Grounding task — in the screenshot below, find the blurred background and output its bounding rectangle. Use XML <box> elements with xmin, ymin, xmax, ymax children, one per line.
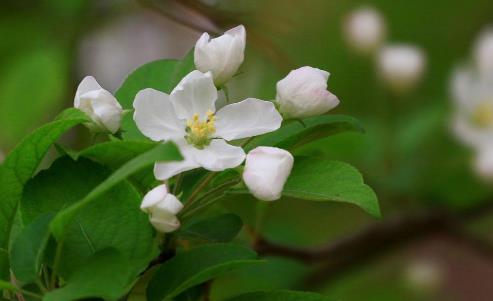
<box><xmin>3</xmin><ymin>0</ymin><xmax>493</xmax><ymax>300</ymax></box>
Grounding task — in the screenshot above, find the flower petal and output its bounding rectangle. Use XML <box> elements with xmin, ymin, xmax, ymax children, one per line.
<box><xmin>214</xmin><ymin>98</ymin><xmax>282</xmax><ymax>140</ymax></box>
<box><xmin>170</xmin><ymin>70</ymin><xmax>217</xmax><ymax>120</ymax></box>
<box><xmin>133</xmin><ymin>88</ymin><xmax>186</xmax><ymax>141</ymax></box>
<box><xmin>89</xmin><ymin>90</ymin><xmax>123</xmax><ymax>134</ymax></box>
<box><xmin>191</xmin><ymin>139</ymin><xmax>245</xmax><ymax>171</ymax></box>
<box><xmin>154</xmin><ymin>140</ymin><xmax>200</xmax><ymax>180</ymax></box>
<box><xmin>74</xmin><ymin>76</ymin><xmax>102</xmax><ymax>107</ymax></box>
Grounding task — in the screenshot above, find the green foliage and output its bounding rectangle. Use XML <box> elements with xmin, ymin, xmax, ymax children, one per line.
<box><xmin>224</xmin><ymin>290</ymin><xmax>334</xmax><ymax>301</ymax></box>
<box><xmin>178</xmin><ymin>214</ymin><xmax>243</xmax><ymax>243</ymax></box>
<box><xmin>50</xmin><ymin>142</ymin><xmax>182</xmax><ymax>239</ymax></box>
<box><xmin>44</xmin><ymin>249</ymin><xmax>131</xmax><ymax>301</ymax></box>
<box><xmin>115</xmin><ymin>52</ymin><xmax>195</xmax><ymax>140</ymax></box>
<box><xmin>147</xmin><ymin>244</ymin><xmax>263</xmax><ymax>301</ymax></box>
<box><xmin>0</xmin><ymin>108</ymin><xmax>88</xmax><ymax>279</ymax></box>
<box><xmin>247</xmin><ymin>115</ymin><xmax>364</xmax><ymax>151</ymax></box>
<box><xmin>10</xmin><ymin>213</ymin><xmax>53</xmax><ymax>283</ymax></box>
<box><xmin>284</xmin><ymin>157</ymin><xmax>380</xmax><ymax>217</ymax></box>
<box><xmin>21</xmin><ymin>157</ymin><xmax>156</xmax><ymax>278</ymax></box>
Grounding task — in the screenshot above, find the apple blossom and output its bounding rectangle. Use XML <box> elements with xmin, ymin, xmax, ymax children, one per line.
<box><xmin>194</xmin><ymin>25</ymin><xmax>246</xmax><ymax>86</ymax></box>
<box><xmin>133</xmin><ymin>70</ymin><xmax>282</xmax><ymax>180</ymax></box>
<box><xmin>275</xmin><ymin>66</ymin><xmax>340</xmax><ymax>119</ymax></box>
<box><xmin>74</xmin><ymin>76</ymin><xmax>123</xmax><ymax>134</ymax></box>
<box><xmin>343</xmin><ymin>7</ymin><xmax>386</xmax><ymax>54</ymax></box>
<box><xmin>474</xmin><ymin>28</ymin><xmax>493</xmax><ymax>75</ymax></box>
<box><xmin>377</xmin><ymin>44</ymin><xmax>426</xmax><ymax>92</ymax></box>
<box><xmin>474</xmin><ymin>145</ymin><xmax>493</xmax><ymax>181</ymax></box>
<box><xmin>242</xmin><ymin>146</ymin><xmax>294</xmax><ymax>201</ymax></box>
<box><xmin>140</xmin><ymin>184</ymin><xmax>183</xmax><ymax>233</ymax></box>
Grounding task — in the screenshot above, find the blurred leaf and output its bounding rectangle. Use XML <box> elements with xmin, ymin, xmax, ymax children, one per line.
<box><xmin>10</xmin><ymin>213</ymin><xmax>53</xmax><ymax>283</ymax></box>
<box><xmin>246</xmin><ymin>115</ymin><xmax>364</xmax><ymax>151</ymax></box>
<box><xmin>0</xmin><ymin>47</ymin><xmax>68</xmax><ymax>146</ymax></box>
<box><xmin>21</xmin><ymin>157</ymin><xmax>156</xmax><ymax>278</ymax></box>
<box><xmin>0</xmin><ymin>279</ymin><xmax>17</xmax><ymax>291</ymax></box>
<box><xmin>0</xmin><ymin>108</ymin><xmax>87</xmax><ymax>279</ymax></box>
<box><xmin>178</xmin><ymin>214</ymin><xmax>243</xmax><ymax>243</ymax></box>
<box><xmin>44</xmin><ymin>249</ymin><xmax>131</xmax><ymax>301</ymax></box>
<box><xmin>283</xmin><ymin>157</ymin><xmax>380</xmax><ymax>217</ymax></box>
<box><xmin>115</xmin><ymin>51</ymin><xmax>195</xmax><ymax>140</ymax></box>
<box><xmin>147</xmin><ymin>243</ymin><xmax>262</xmax><ymax>301</ymax></box>
<box><xmin>50</xmin><ymin>142</ymin><xmax>182</xmax><ymax>239</ymax></box>
<box><xmin>224</xmin><ymin>290</ymin><xmax>334</xmax><ymax>301</ymax></box>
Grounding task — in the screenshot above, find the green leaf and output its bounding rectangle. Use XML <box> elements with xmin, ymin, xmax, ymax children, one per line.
<box><xmin>50</xmin><ymin>142</ymin><xmax>182</xmax><ymax>239</ymax></box>
<box><xmin>224</xmin><ymin>290</ymin><xmax>334</xmax><ymax>301</ymax></box>
<box><xmin>147</xmin><ymin>243</ymin><xmax>262</xmax><ymax>301</ymax></box>
<box><xmin>78</xmin><ymin>140</ymin><xmax>159</xmax><ymax>190</ymax></box>
<box><xmin>178</xmin><ymin>214</ymin><xmax>243</xmax><ymax>243</ymax></box>
<box><xmin>115</xmin><ymin>51</ymin><xmax>195</xmax><ymax>140</ymax></box>
<box><xmin>0</xmin><ymin>108</ymin><xmax>88</xmax><ymax>279</ymax></box>
<box><xmin>43</xmin><ymin>249</ymin><xmax>131</xmax><ymax>301</ymax></box>
<box><xmin>21</xmin><ymin>157</ymin><xmax>156</xmax><ymax>278</ymax></box>
<box><xmin>283</xmin><ymin>157</ymin><xmax>380</xmax><ymax>217</ymax></box>
<box><xmin>10</xmin><ymin>213</ymin><xmax>53</xmax><ymax>283</ymax></box>
<box><xmin>0</xmin><ymin>279</ymin><xmax>17</xmax><ymax>291</ymax></box>
<box><xmin>246</xmin><ymin>115</ymin><xmax>364</xmax><ymax>151</ymax></box>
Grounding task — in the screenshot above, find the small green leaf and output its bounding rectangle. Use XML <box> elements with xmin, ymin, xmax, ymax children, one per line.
<box><xmin>224</xmin><ymin>290</ymin><xmax>334</xmax><ymax>301</ymax></box>
<box><xmin>10</xmin><ymin>213</ymin><xmax>53</xmax><ymax>283</ymax></box>
<box><xmin>147</xmin><ymin>243</ymin><xmax>263</xmax><ymax>301</ymax></box>
<box><xmin>283</xmin><ymin>157</ymin><xmax>380</xmax><ymax>217</ymax></box>
<box><xmin>50</xmin><ymin>142</ymin><xmax>182</xmax><ymax>239</ymax></box>
<box><xmin>43</xmin><ymin>249</ymin><xmax>131</xmax><ymax>301</ymax></box>
<box><xmin>179</xmin><ymin>214</ymin><xmax>243</xmax><ymax>243</ymax></box>
<box><xmin>246</xmin><ymin>115</ymin><xmax>364</xmax><ymax>151</ymax></box>
<box><xmin>0</xmin><ymin>108</ymin><xmax>88</xmax><ymax>279</ymax></box>
<box><xmin>115</xmin><ymin>52</ymin><xmax>195</xmax><ymax>140</ymax></box>
<box><xmin>0</xmin><ymin>279</ymin><xmax>17</xmax><ymax>292</ymax></box>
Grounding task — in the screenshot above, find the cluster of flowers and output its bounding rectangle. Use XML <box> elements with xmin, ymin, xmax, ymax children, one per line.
<box><xmin>451</xmin><ymin>28</ymin><xmax>493</xmax><ymax>179</ymax></box>
<box><xmin>73</xmin><ymin>25</ymin><xmax>340</xmax><ymax>232</ymax></box>
<box><xmin>344</xmin><ymin>6</ymin><xmax>426</xmax><ymax>92</ymax></box>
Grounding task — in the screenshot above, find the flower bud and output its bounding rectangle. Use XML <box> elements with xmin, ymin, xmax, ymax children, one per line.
<box><xmin>474</xmin><ymin>28</ymin><xmax>493</xmax><ymax>75</ymax></box>
<box><xmin>140</xmin><ymin>184</ymin><xmax>183</xmax><ymax>233</ymax></box>
<box><xmin>276</xmin><ymin>66</ymin><xmax>340</xmax><ymax>119</ymax></box>
<box><xmin>377</xmin><ymin>45</ymin><xmax>426</xmax><ymax>92</ymax></box>
<box><xmin>343</xmin><ymin>7</ymin><xmax>386</xmax><ymax>54</ymax></box>
<box><xmin>74</xmin><ymin>76</ymin><xmax>123</xmax><ymax>134</ymax></box>
<box><xmin>194</xmin><ymin>25</ymin><xmax>246</xmax><ymax>86</ymax></box>
<box><xmin>243</xmin><ymin>147</ymin><xmax>294</xmax><ymax>201</ymax></box>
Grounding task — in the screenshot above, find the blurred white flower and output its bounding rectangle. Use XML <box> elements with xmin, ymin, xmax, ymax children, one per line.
<box><xmin>194</xmin><ymin>25</ymin><xmax>246</xmax><ymax>86</ymax></box>
<box><xmin>133</xmin><ymin>70</ymin><xmax>282</xmax><ymax>180</ymax></box>
<box><xmin>140</xmin><ymin>184</ymin><xmax>183</xmax><ymax>233</ymax></box>
<box><xmin>276</xmin><ymin>66</ymin><xmax>340</xmax><ymax>119</ymax></box>
<box><xmin>74</xmin><ymin>76</ymin><xmax>123</xmax><ymax>134</ymax></box>
<box><xmin>474</xmin><ymin>27</ymin><xmax>493</xmax><ymax>75</ymax></box>
<box><xmin>243</xmin><ymin>147</ymin><xmax>294</xmax><ymax>201</ymax></box>
<box><xmin>451</xmin><ymin>67</ymin><xmax>493</xmax><ymax>148</ymax></box>
<box><xmin>404</xmin><ymin>259</ymin><xmax>443</xmax><ymax>294</ymax></box>
<box><xmin>473</xmin><ymin>145</ymin><xmax>493</xmax><ymax>180</ymax></box>
<box><xmin>377</xmin><ymin>44</ymin><xmax>426</xmax><ymax>92</ymax></box>
<box><xmin>343</xmin><ymin>7</ymin><xmax>386</xmax><ymax>54</ymax></box>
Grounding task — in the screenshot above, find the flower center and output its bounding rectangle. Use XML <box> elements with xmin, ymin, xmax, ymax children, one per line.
<box><xmin>472</xmin><ymin>101</ymin><xmax>493</xmax><ymax>128</ymax></box>
<box><xmin>185</xmin><ymin>110</ymin><xmax>216</xmax><ymax>149</ymax></box>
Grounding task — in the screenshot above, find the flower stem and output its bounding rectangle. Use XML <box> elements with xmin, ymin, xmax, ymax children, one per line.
<box><xmin>223</xmin><ymin>85</ymin><xmax>231</xmax><ymax>103</ymax></box>
<box><xmin>50</xmin><ymin>240</ymin><xmax>64</xmax><ymax>289</ymax></box>
<box><xmin>21</xmin><ymin>290</ymin><xmax>43</xmax><ymax>300</ymax></box>
<box><xmin>183</xmin><ymin>172</ymin><xmax>216</xmax><ymax>210</ymax></box>
<box><xmin>173</xmin><ymin>174</ymin><xmax>184</xmax><ymax>195</ymax></box>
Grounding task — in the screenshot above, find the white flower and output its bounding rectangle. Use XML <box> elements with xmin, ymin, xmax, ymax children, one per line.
<box><xmin>451</xmin><ymin>67</ymin><xmax>493</xmax><ymax>148</ymax></box>
<box><xmin>74</xmin><ymin>76</ymin><xmax>123</xmax><ymax>134</ymax></box>
<box><xmin>474</xmin><ymin>28</ymin><xmax>493</xmax><ymax>75</ymax></box>
<box><xmin>474</xmin><ymin>145</ymin><xmax>493</xmax><ymax>181</ymax></box>
<box><xmin>242</xmin><ymin>147</ymin><xmax>294</xmax><ymax>201</ymax></box>
<box><xmin>133</xmin><ymin>70</ymin><xmax>282</xmax><ymax>180</ymax></box>
<box><xmin>276</xmin><ymin>66</ymin><xmax>340</xmax><ymax>119</ymax></box>
<box><xmin>194</xmin><ymin>25</ymin><xmax>246</xmax><ymax>86</ymax></box>
<box><xmin>343</xmin><ymin>7</ymin><xmax>386</xmax><ymax>54</ymax></box>
<box><xmin>377</xmin><ymin>45</ymin><xmax>426</xmax><ymax>92</ymax></box>
<box><xmin>140</xmin><ymin>184</ymin><xmax>183</xmax><ymax>233</ymax></box>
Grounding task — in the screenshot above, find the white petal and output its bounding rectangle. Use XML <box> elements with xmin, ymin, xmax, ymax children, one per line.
<box><xmin>140</xmin><ymin>184</ymin><xmax>169</xmax><ymax>212</ymax></box>
<box><xmin>133</xmin><ymin>88</ymin><xmax>186</xmax><ymax>141</ymax></box>
<box><xmin>149</xmin><ymin>215</ymin><xmax>181</xmax><ymax>233</ymax></box>
<box><xmin>90</xmin><ymin>90</ymin><xmax>123</xmax><ymax>134</ymax></box>
<box><xmin>74</xmin><ymin>76</ymin><xmax>102</xmax><ymax>107</ymax></box>
<box><xmin>191</xmin><ymin>139</ymin><xmax>245</xmax><ymax>171</ymax></box>
<box><xmin>154</xmin><ymin>141</ymin><xmax>200</xmax><ymax>180</ymax></box>
<box><xmin>214</xmin><ymin>98</ymin><xmax>282</xmax><ymax>140</ymax></box>
<box><xmin>170</xmin><ymin>70</ymin><xmax>217</xmax><ymax>120</ymax></box>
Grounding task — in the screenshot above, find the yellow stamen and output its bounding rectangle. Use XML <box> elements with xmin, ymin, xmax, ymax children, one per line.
<box><xmin>185</xmin><ymin>111</ymin><xmax>216</xmax><ymax>148</ymax></box>
<box><xmin>473</xmin><ymin>101</ymin><xmax>493</xmax><ymax>128</ymax></box>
